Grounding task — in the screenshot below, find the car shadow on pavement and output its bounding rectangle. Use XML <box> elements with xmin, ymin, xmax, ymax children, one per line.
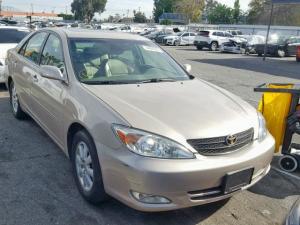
<box><xmin>248</xmin><ymin>166</ymin><xmax>300</xmax><ymax>199</ymax></box>
<box><xmin>189</xmin><ymin>57</ymin><xmax>299</xmax><ymax>80</ymax></box>
<box><xmin>87</xmin><ymin>198</ymin><xmax>229</xmax><ymax>225</ymax></box>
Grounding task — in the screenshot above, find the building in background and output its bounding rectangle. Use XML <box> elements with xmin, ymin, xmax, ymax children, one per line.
<box><xmin>0</xmin><ymin>11</ymin><xmax>62</xmax><ymax>21</ymax></box>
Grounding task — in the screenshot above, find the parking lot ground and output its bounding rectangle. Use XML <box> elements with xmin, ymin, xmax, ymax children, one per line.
<box><xmin>0</xmin><ymin>47</ymin><xmax>300</xmax><ymax>225</ymax></box>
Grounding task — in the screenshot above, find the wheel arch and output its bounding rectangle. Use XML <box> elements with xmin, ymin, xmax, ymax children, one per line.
<box><xmin>67</xmin><ymin>122</ymin><xmax>95</xmax><ymax>159</ymax></box>
<box><xmin>7</xmin><ymin>76</ymin><xmax>13</xmax><ymax>90</ymax></box>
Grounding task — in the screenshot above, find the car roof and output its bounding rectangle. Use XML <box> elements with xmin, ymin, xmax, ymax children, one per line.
<box><xmin>0</xmin><ymin>26</ymin><xmax>30</xmax><ymax>31</ymax></box>
<box><xmin>46</xmin><ymin>28</ymin><xmax>149</xmax><ymax>41</ymax></box>
<box><xmin>200</xmin><ymin>30</ymin><xmax>225</xmax><ymax>33</ymax></box>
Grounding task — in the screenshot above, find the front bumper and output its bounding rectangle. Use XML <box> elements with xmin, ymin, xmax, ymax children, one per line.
<box><xmin>98</xmin><ymin>133</ymin><xmax>275</xmax><ymax>212</ymax></box>
<box><xmin>166</xmin><ymin>39</ymin><xmax>175</xmax><ymax>45</ymax></box>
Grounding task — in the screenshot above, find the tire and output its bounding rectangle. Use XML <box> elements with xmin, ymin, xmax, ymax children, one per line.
<box><xmin>257</xmin><ymin>52</ymin><xmax>263</xmax><ymax>57</ymax></box>
<box><xmin>210</xmin><ymin>42</ymin><xmax>218</xmax><ymax>51</ymax></box>
<box><xmin>279</xmin><ymin>155</ymin><xmax>298</xmax><ymax>173</ymax></box>
<box><xmin>9</xmin><ymin>80</ymin><xmax>26</xmax><ymax>120</ymax></box>
<box><xmin>297</xmin><ymin>57</ymin><xmax>300</xmax><ymax>62</ymax></box>
<box><xmin>277</xmin><ymin>49</ymin><xmax>285</xmax><ymax>58</ymax></box>
<box><xmin>71</xmin><ymin>130</ymin><xmax>108</xmax><ymax>204</ymax></box>
<box><xmin>196</xmin><ymin>46</ymin><xmax>203</xmax><ymax>50</ymax></box>
<box><xmin>174</xmin><ymin>40</ymin><xmax>180</xmax><ymax>46</ymax></box>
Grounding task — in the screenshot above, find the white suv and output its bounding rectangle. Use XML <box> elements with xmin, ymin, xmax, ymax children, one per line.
<box><xmin>194</xmin><ymin>30</ymin><xmax>234</xmax><ymax>51</ymax></box>
<box><xmin>164</xmin><ymin>32</ymin><xmax>197</xmax><ymax>46</ymax></box>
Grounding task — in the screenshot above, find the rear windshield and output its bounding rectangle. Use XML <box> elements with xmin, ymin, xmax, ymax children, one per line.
<box><xmin>199</xmin><ymin>31</ymin><xmax>209</xmax><ymax>36</ymax></box>
<box><xmin>0</xmin><ymin>29</ymin><xmax>29</xmax><ymax>43</ymax></box>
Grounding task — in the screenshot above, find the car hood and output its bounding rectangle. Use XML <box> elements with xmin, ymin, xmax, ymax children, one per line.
<box><xmin>0</xmin><ymin>44</ymin><xmax>17</xmax><ymax>59</ymax></box>
<box><xmin>83</xmin><ymin>79</ymin><xmax>258</xmax><ymax>146</ymax></box>
<box><xmin>164</xmin><ymin>35</ymin><xmax>178</xmax><ymax>39</ymax></box>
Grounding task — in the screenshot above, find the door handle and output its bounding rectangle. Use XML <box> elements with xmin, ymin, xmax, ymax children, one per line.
<box><xmin>32</xmin><ymin>74</ymin><xmax>39</xmax><ymax>82</ymax></box>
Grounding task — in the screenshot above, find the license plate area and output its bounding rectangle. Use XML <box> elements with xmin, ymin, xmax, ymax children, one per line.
<box><xmin>223</xmin><ymin>168</ymin><xmax>254</xmax><ymax>194</ymax></box>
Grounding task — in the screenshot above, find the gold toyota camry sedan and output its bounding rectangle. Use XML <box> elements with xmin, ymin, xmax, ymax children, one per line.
<box><xmin>5</xmin><ymin>28</ymin><xmax>275</xmax><ymax>212</ymax></box>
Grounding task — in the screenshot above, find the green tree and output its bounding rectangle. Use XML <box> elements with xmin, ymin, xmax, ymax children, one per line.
<box><xmin>207</xmin><ymin>3</ymin><xmax>233</xmax><ymax>24</ymax></box>
<box><xmin>205</xmin><ymin>0</ymin><xmax>217</xmax><ymax>12</ymax></box>
<box><xmin>133</xmin><ymin>10</ymin><xmax>147</xmax><ymax>23</ymax></box>
<box><xmin>233</xmin><ymin>0</ymin><xmax>240</xmax><ymax>23</ymax></box>
<box><xmin>153</xmin><ymin>0</ymin><xmax>177</xmax><ymax>23</ymax></box>
<box><xmin>71</xmin><ymin>0</ymin><xmax>107</xmax><ymax>23</ymax></box>
<box><xmin>247</xmin><ymin>0</ymin><xmax>265</xmax><ymax>24</ymax></box>
<box><xmin>204</xmin><ymin>0</ymin><xmax>218</xmax><ymax>22</ymax></box>
<box><xmin>58</xmin><ymin>13</ymin><xmax>74</xmax><ymax>20</ymax></box>
<box><xmin>247</xmin><ymin>0</ymin><xmax>300</xmax><ymax>26</ymax></box>
<box><xmin>176</xmin><ymin>0</ymin><xmax>205</xmax><ymax>23</ymax></box>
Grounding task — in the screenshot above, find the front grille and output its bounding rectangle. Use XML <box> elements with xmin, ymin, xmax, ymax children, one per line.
<box><xmin>187</xmin><ymin>128</ymin><xmax>254</xmax><ymax>156</ymax></box>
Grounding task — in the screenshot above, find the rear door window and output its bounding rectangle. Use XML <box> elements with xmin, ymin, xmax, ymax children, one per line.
<box><xmin>199</xmin><ymin>31</ymin><xmax>210</xmax><ymax>36</ymax></box>
<box><xmin>23</xmin><ymin>32</ymin><xmax>48</xmax><ymax>64</ymax></box>
<box><xmin>217</xmin><ymin>32</ymin><xmax>225</xmax><ymax>37</ymax></box>
<box><xmin>0</xmin><ymin>29</ymin><xmax>29</xmax><ymax>43</ymax></box>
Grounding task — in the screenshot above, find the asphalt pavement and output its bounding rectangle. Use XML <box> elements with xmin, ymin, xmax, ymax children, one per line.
<box><xmin>0</xmin><ymin>46</ymin><xmax>299</xmax><ymax>225</ymax></box>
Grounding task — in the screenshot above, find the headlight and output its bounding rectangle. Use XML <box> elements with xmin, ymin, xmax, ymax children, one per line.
<box><xmin>112</xmin><ymin>125</ymin><xmax>195</xmax><ymax>159</ymax></box>
<box><xmin>258</xmin><ymin>112</ymin><xmax>267</xmax><ymax>141</ymax></box>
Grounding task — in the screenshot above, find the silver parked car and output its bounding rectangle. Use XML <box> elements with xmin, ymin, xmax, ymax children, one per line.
<box><xmin>6</xmin><ymin>28</ymin><xmax>275</xmax><ymax>212</ymax></box>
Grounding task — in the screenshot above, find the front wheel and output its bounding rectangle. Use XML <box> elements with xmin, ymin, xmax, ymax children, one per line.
<box><xmin>9</xmin><ymin>81</ymin><xmax>26</xmax><ymax>119</ymax></box>
<box><xmin>71</xmin><ymin>130</ymin><xmax>108</xmax><ymax>204</ymax></box>
<box><xmin>277</xmin><ymin>49</ymin><xmax>286</xmax><ymax>58</ymax></box>
<box><xmin>210</xmin><ymin>42</ymin><xmax>218</xmax><ymax>51</ymax></box>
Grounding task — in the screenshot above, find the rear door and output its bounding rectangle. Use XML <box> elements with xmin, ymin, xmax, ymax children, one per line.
<box><xmin>188</xmin><ymin>33</ymin><xmax>196</xmax><ymax>44</ymax></box>
<box><xmin>286</xmin><ymin>38</ymin><xmax>300</xmax><ymax>56</ymax></box>
<box><xmin>12</xmin><ymin>32</ymin><xmax>48</xmax><ymax>112</ymax></box>
<box><xmin>181</xmin><ymin>32</ymin><xmax>190</xmax><ymax>45</ymax></box>
<box><xmin>30</xmin><ymin>33</ymin><xmax>66</xmax><ymax>146</ymax></box>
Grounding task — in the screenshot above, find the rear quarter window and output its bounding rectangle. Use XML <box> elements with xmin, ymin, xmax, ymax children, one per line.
<box><xmin>0</xmin><ymin>29</ymin><xmax>29</xmax><ymax>43</ymax></box>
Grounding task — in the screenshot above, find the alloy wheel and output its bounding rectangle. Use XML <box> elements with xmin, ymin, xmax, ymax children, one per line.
<box><xmin>11</xmin><ymin>84</ymin><xmax>19</xmax><ymax>114</ymax></box>
<box><xmin>75</xmin><ymin>141</ymin><xmax>94</xmax><ymax>192</ymax></box>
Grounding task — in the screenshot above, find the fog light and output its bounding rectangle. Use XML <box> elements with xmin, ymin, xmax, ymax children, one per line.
<box><xmin>131</xmin><ymin>191</ymin><xmax>171</xmax><ymax>204</ymax></box>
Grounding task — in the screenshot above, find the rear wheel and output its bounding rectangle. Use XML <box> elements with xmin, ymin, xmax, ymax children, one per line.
<box><xmin>297</xmin><ymin>57</ymin><xmax>300</xmax><ymax>62</ymax></box>
<box><xmin>277</xmin><ymin>49</ymin><xmax>285</xmax><ymax>58</ymax></box>
<box><xmin>210</xmin><ymin>42</ymin><xmax>218</xmax><ymax>51</ymax></box>
<box><xmin>9</xmin><ymin>81</ymin><xmax>26</xmax><ymax>119</ymax></box>
<box><xmin>71</xmin><ymin>130</ymin><xmax>108</xmax><ymax>204</ymax></box>
<box><xmin>279</xmin><ymin>155</ymin><xmax>298</xmax><ymax>173</ymax></box>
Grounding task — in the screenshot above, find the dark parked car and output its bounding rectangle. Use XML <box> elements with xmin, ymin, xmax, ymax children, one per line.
<box><xmin>255</xmin><ymin>36</ymin><xmax>300</xmax><ymax>57</ymax></box>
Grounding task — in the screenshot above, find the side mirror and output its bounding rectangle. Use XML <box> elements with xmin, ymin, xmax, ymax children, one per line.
<box><xmin>183</xmin><ymin>64</ymin><xmax>192</xmax><ymax>73</ymax></box>
<box><xmin>41</xmin><ymin>65</ymin><xmax>67</xmax><ymax>82</ymax></box>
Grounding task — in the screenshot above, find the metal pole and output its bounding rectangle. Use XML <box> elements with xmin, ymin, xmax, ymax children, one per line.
<box><xmin>263</xmin><ymin>4</ymin><xmax>274</xmax><ymax>61</ymax></box>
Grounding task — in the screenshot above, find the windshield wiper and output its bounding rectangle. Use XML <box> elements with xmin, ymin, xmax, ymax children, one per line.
<box><xmin>137</xmin><ymin>78</ymin><xmax>177</xmax><ymax>84</ymax></box>
<box><xmin>81</xmin><ymin>80</ymin><xmax>131</xmax><ymax>85</ymax></box>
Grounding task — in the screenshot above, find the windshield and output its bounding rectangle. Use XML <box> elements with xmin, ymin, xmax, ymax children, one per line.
<box><xmin>176</xmin><ymin>32</ymin><xmax>184</xmax><ymax>36</ymax></box>
<box><xmin>68</xmin><ymin>38</ymin><xmax>190</xmax><ymax>84</ymax></box>
<box><xmin>0</xmin><ymin>29</ymin><xmax>29</xmax><ymax>43</ymax></box>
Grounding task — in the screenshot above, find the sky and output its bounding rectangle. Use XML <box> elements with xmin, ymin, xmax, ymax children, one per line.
<box><xmin>2</xmin><ymin>0</ymin><xmax>251</xmax><ymax>18</ymax></box>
